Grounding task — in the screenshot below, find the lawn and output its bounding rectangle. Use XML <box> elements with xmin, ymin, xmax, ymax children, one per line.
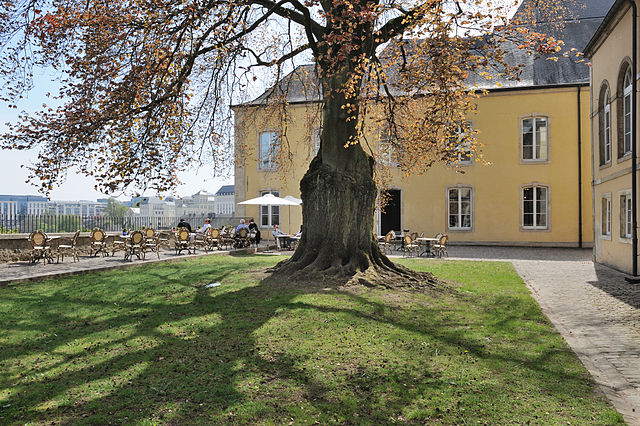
<box><xmin>0</xmin><ymin>255</ymin><xmax>623</xmax><ymax>424</ymax></box>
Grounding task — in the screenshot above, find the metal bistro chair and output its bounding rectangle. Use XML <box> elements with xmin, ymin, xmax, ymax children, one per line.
<box><xmin>55</xmin><ymin>230</ymin><xmax>80</xmax><ymax>263</ymax></box>
<box><xmin>208</xmin><ymin>228</ymin><xmax>221</xmax><ymax>251</ymax></box>
<box><xmin>111</xmin><ymin>234</ymin><xmax>127</xmax><ymax>257</ymax></box>
<box><xmin>90</xmin><ymin>228</ymin><xmax>108</xmax><ymax>257</ymax></box>
<box><xmin>28</xmin><ymin>230</ymin><xmax>52</xmax><ymax>264</ymax></box>
<box><xmin>221</xmin><ymin>227</ymin><xmax>235</xmax><ymax>250</ymax></box>
<box><xmin>402</xmin><ymin>234</ymin><xmax>419</xmax><ymax>257</ymax></box>
<box><xmin>432</xmin><ymin>234</ymin><xmax>449</xmax><ymax>258</ymax></box>
<box><xmin>379</xmin><ymin>230</ymin><xmax>395</xmax><ymax>254</ymax></box>
<box><xmin>235</xmin><ymin>228</ymin><xmax>250</xmax><ymax>248</ymax></box>
<box><xmin>144</xmin><ymin>228</ymin><xmax>160</xmax><ymax>259</ymax></box>
<box><xmin>125</xmin><ymin>230</ymin><xmax>146</xmax><ymax>261</ymax></box>
<box><xmin>175</xmin><ymin>228</ymin><xmax>192</xmax><ymax>255</ymax></box>
<box><xmin>193</xmin><ymin>230</ymin><xmax>209</xmax><ymax>253</ymax></box>
<box><xmin>157</xmin><ymin>231</ymin><xmax>172</xmax><ymax>250</ymax></box>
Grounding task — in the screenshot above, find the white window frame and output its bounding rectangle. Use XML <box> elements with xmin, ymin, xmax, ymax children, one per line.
<box><xmin>601</xmin><ymin>193</ymin><xmax>611</xmax><ymax>239</ymax></box>
<box><xmin>260</xmin><ymin>190</ymin><xmax>280</xmax><ymax>229</ymax></box>
<box><xmin>620</xmin><ymin>190</ymin><xmax>632</xmax><ymax>240</ymax></box>
<box><xmin>312</xmin><ymin>128</ymin><xmax>321</xmax><ymax>156</ymax></box>
<box><xmin>604</xmin><ymin>89</ymin><xmax>611</xmax><ymax>164</ymax></box>
<box><xmin>623</xmin><ymin>70</ymin><xmax>633</xmax><ymax>156</ymax></box>
<box><xmin>258</xmin><ymin>131</ymin><xmax>280</xmax><ymax>170</ymax></box>
<box><xmin>521</xmin><ymin>116</ymin><xmax>549</xmax><ymax>162</ymax></box>
<box><xmin>449</xmin><ymin>122</ymin><xmax>474</xmax><ymax>165</ymax></box>
<box><xmin>521</xmin><ymin>185</ymin><xmax>549</xmax><ymax>230</ymax></box>
<box><xmin>379</xmin><ymin>129</ymin><xmax>401</xmax><ymax>167</ymax></box>
<box><xmin>447</xmin><ymin>186</ymin><xmax>473</xmax><ymax>231</ymax></box>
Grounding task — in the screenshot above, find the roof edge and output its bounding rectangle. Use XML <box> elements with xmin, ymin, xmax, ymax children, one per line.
<box><xmin>584</xmin><ymin>0</ymin><xmax>628</xmax><ymax>57</ymax></box>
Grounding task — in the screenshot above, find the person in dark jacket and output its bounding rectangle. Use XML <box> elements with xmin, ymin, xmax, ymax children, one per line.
<box><xmin>177</xmin><ymin>218</ymin><xmax>192</xmax><ymax>232</ymax></box>
<box><xmin>248</xmin><ymin>218</ymin><xmax>261</xmax><ymax>244</ymax></box>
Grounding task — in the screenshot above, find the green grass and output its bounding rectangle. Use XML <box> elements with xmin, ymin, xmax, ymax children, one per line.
<box><xmin>0</xmin><ymin>255</ymin><xmax>623</xmax><ymax>424</ymax></box>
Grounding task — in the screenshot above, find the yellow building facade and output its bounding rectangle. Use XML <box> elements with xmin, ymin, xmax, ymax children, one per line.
<box><xmin>586</xmin><ymin>0</ymin><xmax>640</xmax><ymax>274</ymax></box>
<box><xmin>233</xmin><ymin>84</ymin><xmax>594</xmax><ymax>247</ymax></box>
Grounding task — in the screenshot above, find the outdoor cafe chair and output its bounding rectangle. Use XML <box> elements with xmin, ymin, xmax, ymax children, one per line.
<box><xmin>235</xmin><ymin>228</ymin><xmax>250</xmax><ymax>248</ymax></box>
<box><xmin>175</xmin><ymin>227</ymin><xmax>192</xmax><ymax>255</ymax></box>
<box><xmin>379</xmin><ymin>231</ymin><xmax>395</xmax><ymax>254</ymax></box>
<box><xmin>144</xmin><ymin>229</ymin><xmax>161</xmax><ymax>259</ymax></box>
<box><xmin>402</xmin><ymin>234</ymin><xmax>419</xmax><ymax>257</ymax></box>
<box><xmin>55</xmin><ymin>230</ymin><xmax>80</xmax><ymax>263</ymax></box>
<box><xmin>90</xmin><ymin>228</ymin><xmax>108</xmax><ymax>257</ymax></box>
<box><xmin>193</xmin><ymin>231</ymin><xmax>208</xmax><ymax>253</ymax></box>
<box><xmin>125</xmin><ymin>230</ymin><xmax>146</xmax><ymax>261</ymax></box>
<box><xmin>111</xmin><ymin>234</ymin><xmax>127</xmax><ymax>256</ymax></box>
<box><xmin>221</xmin><ymin>227</ymin><xmax>235</xmax><ymax>250</ymax></box>
<box><xmin>28</xmin><ymin>230</ymin><xmax>52</xmax><ymax>264</ymax></box>
<box><xmin>157</xmin><ymin>231</ymin><xmax>172</xmax><ymax>249</ymax></box>
<box><xmin>432</xmin><ymin>234</ymin><xmax>448</xmax><ymax>258</ymax></box>
<box><xmin>208</xmin><ymin>228</ymin><xmax>221</xmax><ymax>250</ymax></box>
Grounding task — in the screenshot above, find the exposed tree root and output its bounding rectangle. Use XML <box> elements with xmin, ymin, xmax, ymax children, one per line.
<box><xmin>270</xmin><ymin>240</ymin><xmax>444</xmax><ymax>292</ymax></box>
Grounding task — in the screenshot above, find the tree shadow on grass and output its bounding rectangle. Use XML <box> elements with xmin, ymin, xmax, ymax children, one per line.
<box><xmin>0</xmin><ymin>260</ymin><xmax>614</xmax><ymax>424</ymax></box>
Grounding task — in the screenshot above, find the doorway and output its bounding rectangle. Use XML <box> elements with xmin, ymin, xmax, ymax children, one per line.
<box><xmin>380</xmin><ymin>189</ymin><xmax>401</xmax><ymax>235</ymax></box>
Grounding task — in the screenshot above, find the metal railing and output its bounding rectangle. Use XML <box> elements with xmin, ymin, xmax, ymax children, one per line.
<box><xmin>0</xmin><ymin>214</ymin><xmax>243</xmax><ymax>234</ymax></box>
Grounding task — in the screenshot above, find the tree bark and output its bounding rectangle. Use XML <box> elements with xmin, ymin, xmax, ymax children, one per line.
<box><xmin>275</xmin><ymin>69</ymin><xmax>433</xmax><ymax>287</ymax></box>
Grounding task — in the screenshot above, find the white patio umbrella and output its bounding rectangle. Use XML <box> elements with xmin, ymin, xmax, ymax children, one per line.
<box><xmin>283</xmin><ymin>195</ymin><xmax>302</xmax><ymax>234</ymax></box>
<box><xmin>238</xmin><ymin>194</ymin><xmax>299</xmax><ymax>245</ymax></box>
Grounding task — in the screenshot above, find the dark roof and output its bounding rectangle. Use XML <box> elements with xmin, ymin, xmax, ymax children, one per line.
<box><xmin>584</xmin><ymin>0</ymin><xmax>630</xmax><ymax>57</ymax></box>
<box><xmin>215</xmin><ymin>185</ymin><xmax>235</xmax><ymax>195</ymax></box>
<box><xmin>242</xmin><ymin>65</ymin><xmax>321</xmax><ymax>106</ymax></box>
<box><xmin>242</xmin><ymin>3</ymin><xmax>610</xmax><ymax>105</ymax></box>
<box><xmin>513</xmin><ymin>0</ymin><xmax>615</xmax><ymax>23</ymax></box>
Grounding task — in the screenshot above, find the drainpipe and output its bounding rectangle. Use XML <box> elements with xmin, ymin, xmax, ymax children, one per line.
<box><xmin>628</xmin><ymin>0</ymin><xmax>638</xmax><ymax>278</ymax></box>
<box><xmin>577</xmin><ymin>85</ymin><xmax>583</xmax><ymax>249</ymax></box>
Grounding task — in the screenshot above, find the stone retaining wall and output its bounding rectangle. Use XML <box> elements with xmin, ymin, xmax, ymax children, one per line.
<box><xmin>0</xmin><ymin>233</ymin><xmax>99</xmax><ymax>263</ymax></box>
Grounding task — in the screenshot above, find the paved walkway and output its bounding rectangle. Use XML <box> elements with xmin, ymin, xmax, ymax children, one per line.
<box><xmin>0</xmin><ymin>247</ymin><xmax>255</xmax><ymax>286</ymax></box>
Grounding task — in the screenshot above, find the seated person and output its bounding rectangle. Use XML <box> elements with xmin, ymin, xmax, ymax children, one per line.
<box><xmin>235</xmin><ymin>218</ymin><xmax>250</xmax><ymax>234</ymax></box>
<box><xmin>197</xmin><ymin>218</ymin><xmax>212</xmax><ymax>234</ymax></box>
<box><xmin>248</xmin><ymin>218</ymin><xmax>261</xmax><ymax>244</ymax></box>
<box><xmin>272</xmin><ymin>224</ymin><xmax>291</xmax><ymax>249</ymax></box>
<box><xmin>177</xmin><ymin>218</ymin><xmax>192</xmax><ymax>233</ymax></box>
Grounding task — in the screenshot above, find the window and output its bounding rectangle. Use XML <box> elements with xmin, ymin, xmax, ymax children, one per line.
<box><xmin>521</xmin><ymin>117</ymin><xmax>548</xmax><ymax>161</ymax></box>
<box><xmin>379</xmin><ymin>129</ymin><xmax>401</xmax><ymax>167</ymax></box>
<box><xmin>620</xmin><ymin>192</ymin><xmax>632</xmax><ymax>239</ymax></box>
<box><xmin>623</xmin><ymin>69</ymin><xmax>633</xmax><ymax>155</ymax></box>
<box><xmin>599</xmin><ymin>84</ymin><xmax>611</xmax><ymax>165</ymax></box>
<box><xmin>522</xmin><ymin>185</ymin><xmax>548</xmax><ymax>229</ymax></box>
<box><xmin>448</xmin><ymin>123</ymin><xmax>473</xmax><ymax>165</ymax></box>
<box><xmin>601</xmin><ymin>195</ymin><xmax>611</xmax><ymax>237</ymax></box>
<box><xmin>448</xmin><ymin>187</ymin><xmax>472</xmax><ymax>230</ymax></box>
<box><xmin>260</xmin><ymin>190</ymin><xmax>280</xmax><ymax>228</ymax></box>
<box><xmin>312</xmin><ymin>128</ymin><xmax>321</xmax><ymax>156</ymax></box>
<box><xmin>259</xmin><ymin>131</ymin><xmax>280</xmax><ymax>170</ymax></box>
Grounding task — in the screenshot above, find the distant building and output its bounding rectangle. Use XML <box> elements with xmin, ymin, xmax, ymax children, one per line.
<box><xmin>175</xmin><ymin>190</ymin><xmax>216</xmax><ymax>217</ymax></box>
<box><xmin>0</xmin><ymin>194</ymin><xmax>49</xmax><ymax>217</ymax></box>
<box><xmin>48</xmin><ymin>200</ymin><xmax>106</xmax><ymax>216</ymax></box>
<box><xmin>138</xmin><ymin>197</ymin><xmax>176</xmax><ymax>217</ymax></box>
<box><xmin>214</xmin><ymin>185</ymin><xmax>235</xmax><ymax>217</ymax></box>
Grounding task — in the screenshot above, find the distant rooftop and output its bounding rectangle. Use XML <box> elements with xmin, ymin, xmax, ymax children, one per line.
<box><xmin>215</xmin><ymin>185</ymin><xmax>235</xmax><ymax>195</ymax></box>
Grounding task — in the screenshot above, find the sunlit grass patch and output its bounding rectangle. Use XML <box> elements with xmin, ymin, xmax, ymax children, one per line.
<box><xmin>0</xmin><ymin>255</ymin><xmax>623</xmax><ymax>424</ymax></box>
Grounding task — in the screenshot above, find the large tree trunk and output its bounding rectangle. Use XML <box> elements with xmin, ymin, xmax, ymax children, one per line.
<box><xmin>274</xmin><ymin>70</ymin><xmax>435</xmax><ymax>288</ymax></box>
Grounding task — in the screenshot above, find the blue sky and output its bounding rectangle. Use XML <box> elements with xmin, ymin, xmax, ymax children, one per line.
<box><xmin>0</xmin><ymin>71</ymin><xmax>232</xmax><ymax>201</ymax></box>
